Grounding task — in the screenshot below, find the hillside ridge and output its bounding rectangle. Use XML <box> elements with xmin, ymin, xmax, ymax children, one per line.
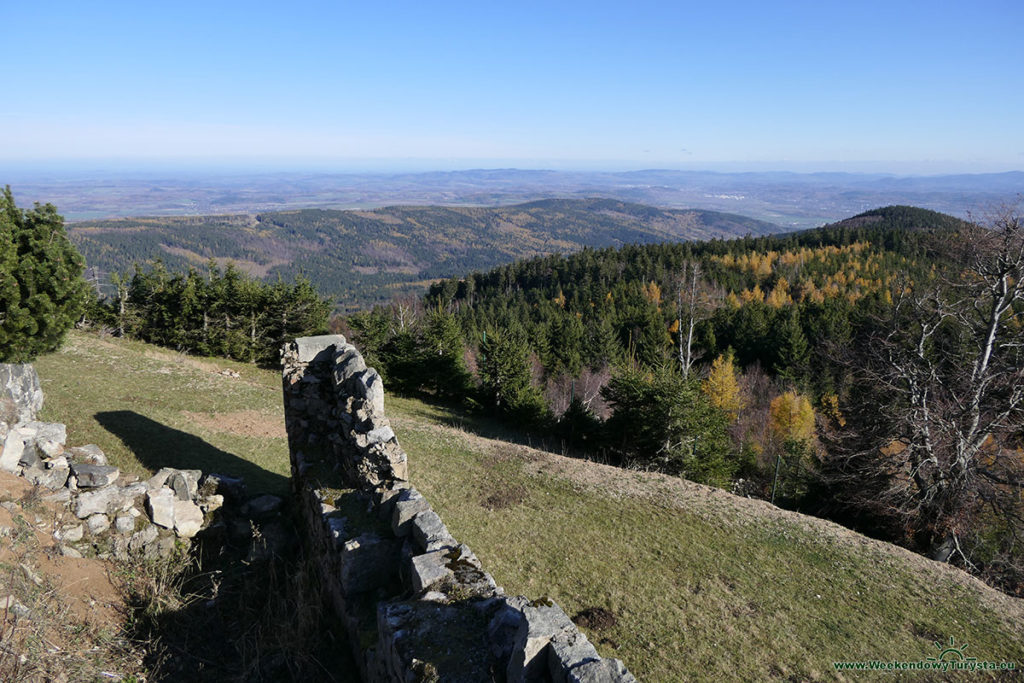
<box><xmin>69</xmin><ymin>198</ymin><xmax>781</xmax><ymax>308</ymax></box>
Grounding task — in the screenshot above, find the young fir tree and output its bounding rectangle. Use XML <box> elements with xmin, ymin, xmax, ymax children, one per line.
<box><xmin>0</xmin><ymin>187</ymin><xmax>89</xmax><ymax>363</ymax></box>
<box><xmin>479</xmin><ymin>329</ymin><xmax>549</xmax><ymax>428</ymax></box>
<box><xmin>602</xmin><ymin>365</ymin><xmax>734</xmax><ymax>486</ymax></box>
<box><xmin>419</xmin><ymin>307</ymin><xmax>471</xmax><ymax>399</ymax></box>
<box><xmin>771</xmin><ymin>305</ymin><xmax>810</xmax><ymax>382</ymax></box>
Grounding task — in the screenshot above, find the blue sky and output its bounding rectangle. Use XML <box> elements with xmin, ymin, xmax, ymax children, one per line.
<box><xmin>3</xmin><ymin>0</ymin><xmax>1022</xmax><ymax>173</ymax></box>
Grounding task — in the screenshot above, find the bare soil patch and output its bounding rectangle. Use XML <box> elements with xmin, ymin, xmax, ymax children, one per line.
<box><xmin>481</xmin><ymin>485</ymin><xmax>528</xmax><ymax>511</ymax></box>
<box><xmin>182</xmin><ymin>409</ymin><xmax>287</xmax><ymax>439</ymax></box>
<box><xmin>0</xmin><ymin>471</ymin><xmax>125</xmax><ymax>636</ymax></box>
<box><xmin>572</xmin><ymin>606</ymin><xmax>618</xmax><ymax>631</ymax></box>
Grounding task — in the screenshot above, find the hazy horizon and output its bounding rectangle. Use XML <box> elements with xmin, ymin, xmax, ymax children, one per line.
<box><xmin>3</xmin><ymin>161</ymin><xmax>1023</xmax><ymax>181</ymax></box>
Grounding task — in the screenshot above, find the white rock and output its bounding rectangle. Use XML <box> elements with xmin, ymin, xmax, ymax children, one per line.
<box><xmin>55</xmin><ymin>524</ymin><xmax>84</xmax><ymax>543</ymax></box>
<box><xmin>0</xmin><ymin>595</ymin><xmax>30</xmax><ymax>619</ymax></box>
<box><xmin>146</xmin><ymin>488</ymin><xmax>176</xmax><ymax>528</ymax></box>
<box><xmin>67</xmin><ymin>444</ymin><xmax>107</xmax><ymax>466</ymax></box>
<box><xmin>114</xmin><ymin>514</ymin><xmax>135</xmax><ymax>534</ymax></box>
<box><xmin>294</xmin><ymin>335</ymin><xmax>345</xmax><ymax>363</ymax></box>
<box><xmin>0</xmin><ymin>427</ymin><xmax>27</xmax><ymax>473</ymax></box>
<box><xmin>86</xmin><ymin>513</ymin><xmax>110</xmax><ymax>534</ymax></box>
<box><xmin>75</xmin><ymin>486</ymin><xmax>129</xmax><ymax>518</ymax></box>
<box><xmin>172</xmin><ymin>500</ymin><xmax>204</xmax><ymax>538</ymax></box>
<box><xmin>26</xmin><ymin>422</ymin><xmax>66</xmax><ymax>457</ymax></box>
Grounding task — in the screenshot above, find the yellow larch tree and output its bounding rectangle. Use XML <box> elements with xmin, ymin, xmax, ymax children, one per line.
<box><xmin>702</xmin><ymin>353</ymin><xmax>743</xmax><ymax>420</ymax></box>
<box><xmin>769</xmin><ymin>391</ymin><xmax>816</xmax><ymax>446</ymax></box>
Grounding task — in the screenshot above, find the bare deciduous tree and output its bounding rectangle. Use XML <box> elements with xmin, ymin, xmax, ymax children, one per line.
<box><xmin>674</xmin><ymin>262</ymin><xmax>721</xmax><ymax>378</ymax></box>
<box><xmin>834</xmin><ymin>207</ymin><xmax>1024</xmax><ymax>568</ymax></box>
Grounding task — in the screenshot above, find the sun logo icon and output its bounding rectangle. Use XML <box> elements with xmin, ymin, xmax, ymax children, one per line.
<box><xmin>927</xmin><ymin>637</ymin><xmax>977</xmax><ymax>663</ymax></box>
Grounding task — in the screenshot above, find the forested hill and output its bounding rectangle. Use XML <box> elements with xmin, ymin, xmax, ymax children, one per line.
<box><xmin>418</xmin><ymin>205</ymin><xmax>969</xmax><ymax>387</ymax></box>
<box><xmin>69</xmin><ymin>198</ymin><xmax>780</xmax><ymax>310</ymax></box>
<box><xmin>430</xmin><ymin>205</ymin><xmax>966</xmax><ymax>307</ymax></box>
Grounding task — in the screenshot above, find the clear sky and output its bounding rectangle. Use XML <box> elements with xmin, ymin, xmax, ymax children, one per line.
<box><xmin>3</xmin><ymin>0</ymin><xmax>1022</xmax><ymax>173</ymax></box>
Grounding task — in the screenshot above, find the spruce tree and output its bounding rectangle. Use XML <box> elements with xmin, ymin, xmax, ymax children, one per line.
<box><xmin>0</xmin><ymin>187</ymin><xmax>89</xmax><ymax>363</ymax></box>
<box><xmin>479</xmin><ymin>328</ymin><xmax>549</xmax><ymax>427</ymax></box>
<box><xmin>419</xmin><ymin>307</ymin><xmax>471</xmax><ymax>399</ymax></box>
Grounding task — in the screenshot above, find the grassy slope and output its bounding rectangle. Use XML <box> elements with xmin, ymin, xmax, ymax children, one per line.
<box><xmin>34</xmin><ymin>331</ymin><xmax>291</xmax><ymax>496</ymax></box>
<box><xmin>36</xmin><ymin>332</ymin><xmax>1024</xmax><ymax>680</ymax></box>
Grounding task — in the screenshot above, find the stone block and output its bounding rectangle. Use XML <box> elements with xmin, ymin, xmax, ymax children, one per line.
<box><xmin>168</xmin><ymin>472</ymin><xmax>192</xmax><ymax>500</ymax></box>
<box><xmin>129</xmin><ymin>525</ymin><xmax>159</xmax><ymax>554</ymax></box>
<box><xmin>489</xmin><ymin>596</ymin><xmax>528</xmax><ymax>663</ymax></box>
<box><xmin>374</xmin><ymin>483</ymin><xmax>411</xmax><ymax>521</ymax></box>
<box><xmin>549</xmin><ymin>630</ymin><xmax>601</xmax><ymax>682</ymax></box>
<box><xmin>173</xmin><ymin>500</ymin><xmax>204</xmax><ymax>538</ymax></box>
<box><xmin>293</xmin><ymin>335</ymin><xmax>346</xmax><ymax>363</ymax></box>
<box><xmin>18</xmin><ymin>444</ymin><xmax>42</xmax><ymax>469</ymax></box>
<box><xmin>146</xmin><ymin>488</ymin><xmax>176</xmax><ymax>528</ymax></box>
<box><xmin>245</xmin><ymin>494</ymin><xmax>283</xmax><ymax>517</ymax></box>
<box><xmin>76</xmin><ymin>486</ymin><xmax>132</xmax><ymax>518</ymax></box>
<box><xmin>26</xmin><ymin>421</ymin><xmax>65</xmax><ymax>457</ymax></box>
<box><xmin>339</xmin><ymin>532</ymin><xmax>401</xmax><ymax>594</ymax></box>
<box><xmin>0</xmin><ymin>363</ymin><xmax>44</xmax><ymax>423</ymax></box>
<box><xmin>409</xmin><ymin>550</ymin><xmax>453</xmax><ymax>593</ymax></box>
<box><xmin>0</xmin><ymin>426</ymin><xmax>27</xmax><ymax>472</ymax></box>
<box><xmin>147</xmin><ymin>468</ymin><xmax>201</xmax><ymax>497</ymax></box>
<box><xmin>87</xmin><ymin>513</ymin><xmax>111</xmax><ymax>534</ymax></box>
<box><xmin>43</xmin><ymin>489</ymin><xmax>71</xmax><ymax>504</ymax></box>
<box><xmin>334</xmin><ymin>348</ymin><xmax>367</xmax><ymax>384</ymax></box>
<box><xmin>356</xmin><ymin>424</ymin><xmax>395</xmax><ymax>448</ymax></box>
<box><xmin>411</xmin><ymin>510</ymin><xmax>456</xmax><ymax>552</ymax></box>
<box><xmin>199</xmin><ymin>493</ymin><xmax>224</xmax><ymax>513</ymax></box>
<box><xmin>23</xmin><ymin>464</ymin><xmax>69</xmax><ymax>490</ymax></box>
<box><xmin>114</xmin><ymin>514</ymin><xmax>135</xmax><ymax>534</ymax></box>
<box><xmin>389</xmin><ymin>451</ymin><xmax>409</xmax><ymax>483</ymax></box>
<box><xmin>45</xmin><ymin>455</ymin><xmax>69</xmax><ymax>469</ymax></box>
<box><xmin>70</xmin><ymin>463</ymin><xmax>120</xmax><ymax>488</ymax></box>
<box><xmin>67</xmin><ymin>444</ymin><xmax>107</xmax><ymax>466</ymax></box>
<box><xmin>55</xmin><ymin>524</ymin><xmax>84</xmax><ymax>543</ymax></box>
<box><xmin>391</xmin><ymin>488</ymin><xmax>430</xmax><ymax>536</ymax></box>
<box><xmin>349</xmin><ymin>369</ymin><xmax>385</xmax><ymax>416</ymax></box>
<box><xmin>507</xmin><ymin>602</ymin><xmax>576</xmax><ymax>683</ymax></box>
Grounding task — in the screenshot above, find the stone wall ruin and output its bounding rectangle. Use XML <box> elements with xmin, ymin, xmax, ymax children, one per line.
<box><xmin>0</xmin><ymin>364</ymin><xmax>238</xmax><ymax>561</ymax></box>
<box><xmin>281</xmin><ymin>335</ymin><xmax>636</xmax><ymax>682</ymax></box>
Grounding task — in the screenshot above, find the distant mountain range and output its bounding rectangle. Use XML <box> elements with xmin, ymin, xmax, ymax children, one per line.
<box><xmin>70</xmin><ymin>198</ymin><xmax>781</xmax><ymax>309</ymax></box>
<box><xmin>7</xmin><ymin>168</ymin><xmax>1022</xmax><ymax>227</ymax></box>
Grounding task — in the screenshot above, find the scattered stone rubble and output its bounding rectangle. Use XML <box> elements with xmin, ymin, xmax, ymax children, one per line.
<box><xmin>283</xmin><ymin>335</ymin><xmax>636</xmax><ymax>682</ymax></box>
<box><xmin>0</xmin><ymin>362</ymin><xmax>248</xmax><ymax>561</ymax></box>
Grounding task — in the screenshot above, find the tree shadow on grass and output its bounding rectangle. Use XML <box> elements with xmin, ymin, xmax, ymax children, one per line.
<box><xmin>94</xmin><ymin>410</ymin><xmax>289</xmax><ymax>496</ymax></box>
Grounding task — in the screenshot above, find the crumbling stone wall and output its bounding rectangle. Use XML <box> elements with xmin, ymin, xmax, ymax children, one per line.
<box><xmin>282</xmin><ymin>335</ymin><xmax>635</xmax><ymax>682</ymax></box>
<box><xmin>0</xmin><ymin>363</ymin><xmax>238</xmax><ymax>560</ymax></box>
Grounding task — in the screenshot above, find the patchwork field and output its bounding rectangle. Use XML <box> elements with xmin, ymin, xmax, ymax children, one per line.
<box><xmin>35</xmin><ymin>331</ymin><xmax>1024</xmax><ymax>680</ymax></box>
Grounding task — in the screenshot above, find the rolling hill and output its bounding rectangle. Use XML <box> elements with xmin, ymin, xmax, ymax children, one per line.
<box><xmin>69</xmin><ymin>198</ymin><xmax>781</xmax><ymax>309</ymax></box>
